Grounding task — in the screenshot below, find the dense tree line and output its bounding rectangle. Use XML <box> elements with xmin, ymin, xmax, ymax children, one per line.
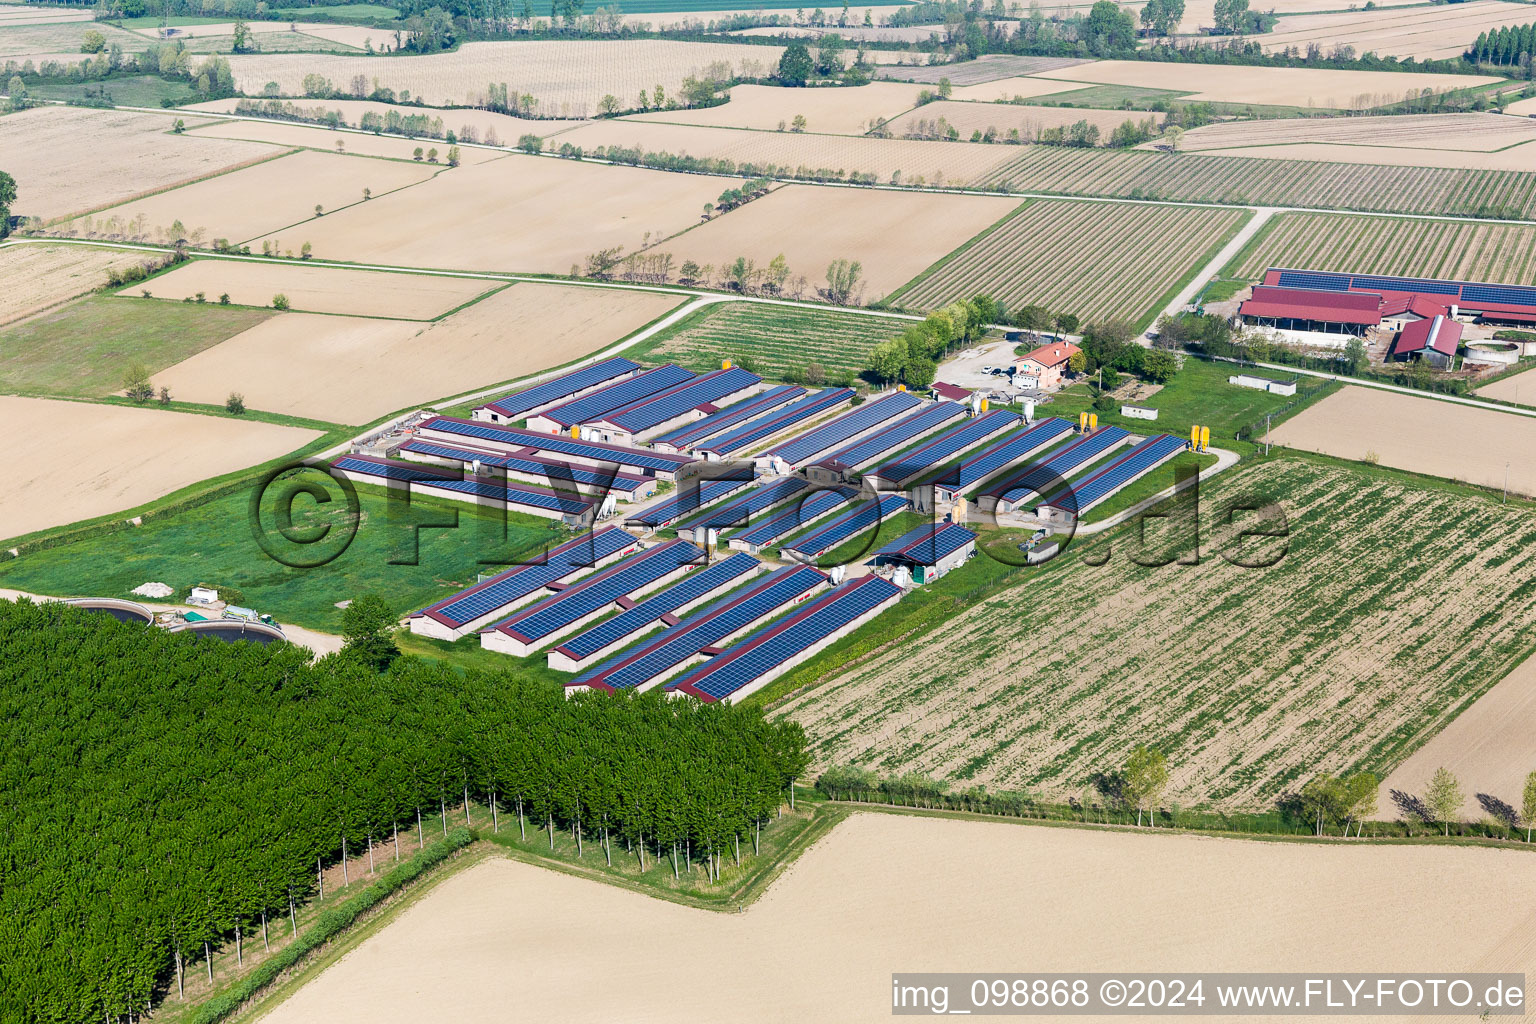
<box><xmin>1468</xmin><ymin>24</ymin><xmax>1536</xmax><ymax>71</ymax></box>
<box><xmin>0</xmin><ymin>599</ymin><xmax>806</xmax><ymax>1024</ymax></box>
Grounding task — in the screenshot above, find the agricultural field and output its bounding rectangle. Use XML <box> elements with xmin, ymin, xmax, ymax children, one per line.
<box><xmin>778</xmin><ymin>458</ymin><xmax>1536</xmax><ymax>809</ymax></box>
<box><xmin>258</xmin><ymin>814</ymin><xmax>1536</xmax><ymax>1024</ymax></box>
<box><xmin>943</xmin><ymin>75</ymin><xmax>1107</xmax><ymax>103</ymax></box>
<box><xmin>1170</xmin><ymin>112</ymin><xmax>1536</xmax><ymax>154</ymax></box>
<box><xmin>0</xmin><ymin>295</ymin><xmax>274</xmax><ymax>398</ymax></box>
<box><xmin>1254</xmin><ymin>0</ymin><xmax>1536</xmax><ymax>61</ymax></box>
<box><xmin>1268</xmin><ymin>386</ymin><xmax>1536</xmax><ymax>497</ymax></box>
<box><xmin>0</xmin><ymin>7</ymin><xmax>91</xmax><ymax>22</ymax></box>
<box><xmin>0</xmin><ymin>19</ymin><xmax>142</xmax><ymax>57</ymax></box>
<box><xmin>557</xmin><ymin>118</ymin><xmax>1017</xmax><ymax>186</ymax></box>
<box><xmin>1226</xmin><ymin>212</ymin><xmax>1536</xmax><ymax>284</ymax></box>
<box><xmin>880</xmin><ymin>53</ymin><xmax>1090</xmax><ymax>85</ymax></box>
<box><xmin>186</xmin><ymin>96</ymin><xmax>568</xmax><ymax>141</ymax></box>
<box><xmin>661</xmin><ymin>184</ymin><xmax>1022</xmax><ymax>302</ymax></box>
<box><xmin>891</xmin><ymin>100</ymin><xmax>1163</xmax><ymax>143</ymax></box>
<box><xmin>0</xmin><ymin>106</ymin><xmax>277</xmax><ymax>222</ymax></box>
<box><xmin>892</xmin><ymin>198</ymin><xmax>1247</xmax><ymax>325</ymax></box>
<box><xmin>626</xmin><ymin>81</ymin><xmax>927</xmax><ymax>135</ymax></box>
<box><xmin>255</xmin><ymin>153</ymin><xmax>734</xmax><ymax>274</ymax></box>
<box><xmin>0</xmin><ymin>395</ymin><xmax>322</xmax><ymax>542</ymax></box>
<box><xmin>979</xmin><ymin>146</ymin><xmax>1536</xmax><ymax>219</ymax></box>
<box><xmin>1032</xmin><ymin>60</ymin><xmax>1502</xmax><ymax>110</ymax></box>
<box><xmin>183</xmin><ymin>119</ymin><xmax>503</xmax><ymax>163</ymax></box>
<box><xmin>59</xmin><ymin>149</ymin><xmax>439</xmax><ymax>247</ymax></box>
<box><xmin>1184</xmin><ymin>141</ymin><xmax>1536</xmax><ymax>173</ymax></box>
<box><xmin>226</xmin><ymin>39</ymin><xmax>788</xmax><ymax>116</ymax></box>
<box><xmin>1475</xmin><ymin>364</ymin><xmax>1536</xmax><ymax>405</ymax></box>
<box><xmin>151</xmin><ymin>281</ymin><xmax>683</xmax><ymax>422</ymax></box>
<box><xmin>632</xmin><ymin>301</ymin><xmax>900</xmax><ymax>380</ymax></box>
<box><xmin>129</xmin><ymin>260</ymin><xmax>499</xmax><ymax>319</ymax></box>
<box><xmin>0</xmin><ymin>243</ymin><xmax>151</xmax><ymax>327</ymax></box>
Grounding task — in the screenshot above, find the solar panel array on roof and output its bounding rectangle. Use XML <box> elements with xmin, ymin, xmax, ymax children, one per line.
<box><xmin>571</xmin><ymin>564</ymin><xmax>825</xmax><ymax>691</ymax></box>
<box><xmin>675</xmin><ymin>477</ymin><xmax>810</xmax><ymax>533</ymax></box>
<box><xmin>479</xmin><ymin>357</ymin><xmax>640</xmax><ymax>418</ymax></box>
<box><xmin>874</xmin><ymin>521</ymin><xmax>976</xmax><ymax>565</ymax></box>
<box><xmin>596</xmin><ymin>367</ymin><xmax>762</xmax><ymax>433</ymax></box>
<box><xmin>701</xmin><ymin>387</ymin><xmax>855</xmax><ymax>456</ymax></box>
<box><xmin>486</xmin><ymin>539</ymin><xmax>703</xmax><ymax>644</ymax></box>
<box><xmin>399</xmin><ymin>440</ymin><xmax>649</xmax><ymax>495</ymax></box>
<box><xmin>733</xmin><ymin>487</ymin><xmax>857</xmax><ymax>547</ymax></box>
<box><xmin>990</xmin><ymin>425</ymin><xmax>1131</xmax><ymax>505</ymax></box>
<box><xmin>334</xmin><ymin>456</ymin><xmax>595</xmax><ymax>515</ymax></box>
<box><xmin>417</xmin><ymin>526</ymin><xmax>635</xmax><ymax>628</ymax></box>
<box><xmin>538</xmin><ymin>364</ymin><xmax>695</xmax><ymax>426</ymax></box>
<box><xmin>670</xmin><ymin>575</ymin><xmax>901</xmax><ymax>702</ymax></box>
<box><xmin>1463</xmin><ymin>283</ymin><xmax>1536</xmax><ymax>307</ymax></box>
<box><xmin>652</xmin><ymin>385</ymin><xmax>805</xmax><ymax>450</ymax></box>
<box><xmin>866</xmin><ymin>409</ymin><xmax>1019</xmax><ymax>487</ymax></box>
<box><xmin>817</xmin><ymin>401</ymin><xmax>965</xmax><ymax>470</ymax></box>
<box><xmin>1038</xmin><ymin>434</ymin><xmax>1186</xmax><ymax>515</ymax></box>
<box><xmin>782</xmin><ymin>494</ymin><xmax>909</xmax><ymax>558</ymax></box>
<box><xmin>1275</xmin><ymin>270</ymin><xmax>1351</xmax><ymax>292</ymax></box>
<box><xmin>553</xmin><ymin>552</ymin><xmax>761</xmax><ymax>663</ymax></box>
<box><xmin>625</xmin><ymin>477</ymin><xmax>753</xmax><ymax>527</ymax></box>
<box><xmin>419</xmin><ymin>417</ymin><xmax>693</xmax><ymax>473</ymax></box>
<box><xmin>1349</xmin><ymin>274</ymin><xmax>1459</xmax><ymax>296</ymax></box>
<box><xmin>766</xmin><ymin>391</ymin><xmax>924</xmax><ymax>465</ymax></box>
<box><xmin>935</xmin><ymin>418</ymin><xmax>1074</xmax><ymax>492</ymax></box>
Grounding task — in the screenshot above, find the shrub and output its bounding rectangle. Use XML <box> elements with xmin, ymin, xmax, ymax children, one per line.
<box><xmin>225</xmin><ymin>392</ymin><xmax>246</xmax><ymax>415</ymax></box>
<box><xmin>272</xmin><ymin>293</ymin><xmax>290</xmax><ymax>310</ymax></box>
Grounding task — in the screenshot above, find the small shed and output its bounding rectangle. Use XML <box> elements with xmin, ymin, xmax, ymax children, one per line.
<box><xmin>1121</xmin><ymin>404</ymin><xmax>1159</xmax><ymax>420</ymax></box>
<box><xmin>1229</xmin><ymin>373</ymin><xmax>1298</xmax><ymax>397</ymax></box>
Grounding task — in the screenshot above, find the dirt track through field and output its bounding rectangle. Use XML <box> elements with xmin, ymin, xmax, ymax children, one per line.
<box><xmin>257</xmin><ymin>813</ymin><xmax>1536</xmax><ymax>1024</ymax></box>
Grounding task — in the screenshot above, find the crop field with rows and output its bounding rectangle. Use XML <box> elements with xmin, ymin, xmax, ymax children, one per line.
<box><xmin>777</xmin><ymin>458</ymin><xmax>1536</xmax><ymax>810</ymax></box>
<box><xmin>1227</xmin><ymin>212</ymin><xmax>1536</xmax><ymax>284</ymax></box>
<box><xmin>890</xmin><ymin>198</ymin><xmax>1248</xmax><ymax>326</ymax></box>
<box><xmin>632</xmin><ymin>301</ymin><xmax>900</xmax><ymax>381</ymax></box>
<box><xmin>978</xmin><ymin>147</ymin><xmax>1536</xmax><ymax>219</ymax></box>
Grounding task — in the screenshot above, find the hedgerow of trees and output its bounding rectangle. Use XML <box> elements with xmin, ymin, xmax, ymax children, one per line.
<box><xmin>0</xmin><ymin>599</ymin><xmax>807</xmax><ymax>1024</ymax></box>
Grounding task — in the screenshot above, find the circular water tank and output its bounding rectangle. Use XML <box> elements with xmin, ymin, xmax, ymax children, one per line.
<box><xmin>169</xmin><ymin>619</ymin><xmax>288</xmax><ymax>645</ymax></box>
<box><xmin>66</xmin><ymin>598</ymin><xmax>155</xmax><ymax>625</ymax></box>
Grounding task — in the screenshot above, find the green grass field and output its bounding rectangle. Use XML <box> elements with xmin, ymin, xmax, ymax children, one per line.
<box><xmin>1026</xmin><ymin>84</ymin><xmax>1189</xmax><ymax>109</ymax></box>
<box><xmin>0</xmin><ymin>295</ymin><xmax>273</xmax><ymax>398</ymax></box>
<box><xmin>20</xmin><ymin>75</ymin><xmax>196</xmax><ymax>107</ymax></box>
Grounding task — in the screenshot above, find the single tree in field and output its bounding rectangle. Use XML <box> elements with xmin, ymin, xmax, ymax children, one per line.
<box><xmin>1342</xmin><ymin>772</ymin><xmax>1377</xmax><ymax>837</ymax></box>
<box><xmin>413</xmin><ymin>146</ymin><xmax>424</xmax><ymax>161</ymax></box>
<box><xmin>314</xmin><ymin>204</ymin><xmax>324</xmax><ymax>217</ymax></box>
<box><xmin>1425</xmin><ymin>766</ymin><xmax>1462</xmax><ymax>836</ymax></box>
<box><xmin>300</xmin><ymin>241</ymin><xmax>313</xmax><ymax>260</ymax></box>
<box><xmin>342</xmin><ymin>594</ymin><xmax>401</xmax><ymax>671</ymax></box>
<box><xmin>790</xmin><ymin>113</ymin><xmax>807</xmax><ymax>132</ymax></box>
<box><xmin>1122</xmin><ymin>746</ymin><xmax>1168</xmax><ymax>826</ymax></box>
<box><xmin>824</xmin><ymin>258</ymin><xmax>862</xmax><ymax>305</ymax></box>
<box><xmin>272</xmin><ymin>293</ymin><xmax>290</xmax><ymax>310</ymax></box>
<box><xmin>157</xmin><ymin>386</ymin><xmax>172</xmax><ymax>406</ymax></box>
<box><xmin>777</xmin><ymin>42</ymin><xmax>813</xmax><ymax>86</ymax></box>
<box><xmin>446</xmin><ymin>145</ymin><xmax>461</xmax><ymax>167</ymax></box>
<box><xmin>122</xmin><ymin>364</ymin><xmax>154</xmax><ymax>403</ymax></box>
<box><xmin>225</xmin><ymin>392</ymin><xmax>246</xmax><ymax>415</ymax></box>
<box><xmin>362</xmin><ymin>187</ymin><xmax>372</xmax><ymax>200</ymax></box>
<box><xmin>1522</xmin><ymin>771</ymin><xmax>1536</xmax><ymax>842</ymax></box>
<box><xmin>1164</xmin><ymin>125</ymin><xmax>1184</xmax><ymax>153</ymax></box>
<box><xmin>218</xmin><ymin>293</ymin><xmax>230</xmax><ymax>305</ymax></box>
<box><xmin>598</xmin><ymin>94</ymin><xmax>620</xmax><ymax>116</ymax></box>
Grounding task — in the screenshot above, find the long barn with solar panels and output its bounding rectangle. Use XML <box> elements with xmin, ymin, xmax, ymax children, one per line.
<box><xmin>414</xmin><ymin>417</ymin><xmax>695</xmax><ymax>480</ymax></box>
<box><xmin>398</xmin><ymin>439</ymin><xmax>658</xmax><ymax>502</ymax></box>
<box><xmin>409</xmin><ymin>526</ymin><xmax>638</xmax><ymax>640</ymax></box>
<box><xmin>1036</xmin><ymin>434</ymin><xmax>1187</xmax><ymax>523</ymax></box>
<box><xmin>668</xmin><ymin>575</ymin><xmax>903</xmax><ymax>703</ymax></box>
<box><xmin>480</xmin><ymin>539</ymin><xmax>704</xmax><ymax>657</ymax></box>
<box><xmin>580</xmin><ymin>366</ymin><xmax>763</xmax><ymax>445</ymax></box>
<box><xmin>780</xmin><ymin>494</ymin><xmax>910</xmax><ymax>563</ymax></box>
<box><xmin>870</xmin><ymin>522</ymin><xmax>976</xmax><ymax>584</ymax></box>
<box><xmin>650</xmin><ymin>385</ymin><xmax>805</xmax><ymax>454</ymax></box>
<box><xmin>762</xmin><ymin>390</ymin><xmax>925</xmax><ymax>470</ymax></box>
<box><xmin>728</xmin><ymin>485</ymin><xmax>858</xmax><ymax>554</ymax></box>
<box><xmin>548</xmin><ymin>552</ymin><xmax>762</xmax><ymax>671</ymax></box>
<box><xmin>331</xmin><ymin>454</ymin><xmax>605</xmax><ymax>525</ymax></box>
<box><xmin>675</xmin><ymin>477</ymin><xmax>810</xmax><ymax>544</ymax></box>
<box><xmin>568</xmin><ymin>564</ymin><xmax>827</xmax><ymax>693</ymax></box>
<box><xmin>863</xmin><ymin>409</ymin><xmax>1019</xmax><ymax>491</ymax></box>
<box><xmin>472</xmin><ymin>357</ymin><xmax>641</xmax><ymax>425</ymax></box>
<box><xmin>694</xmin><ymin>387</ymin><xmax>854</xmax><ymax>461</ymax></box>
<box><xmin>625</xmin><ymin>476</ymin><xmax>755</xmax><ymax>529</ymax></box>
<box><xmin>524</xmin><ymin>364</ymin><xmax>695</xmax><ymax>433</ymax></box>
<box><xmin>982</xmin><ymin>426</ymin><xmax>1131</xmax><ymax>514</ymax></box>
<box><xmin>1241</xmin><ymin>267</ymin><xmax>1536</xmax><ymax>335</ymax></box>
<box><xmin>808</xmin><ymin>401</ymin><xmax>967</xmax><ymax>482</ymax></box>
<box><xmin>929</xmin><ymin>417</ymin><xmax>1075</xmax><ymax>505</ymax></box>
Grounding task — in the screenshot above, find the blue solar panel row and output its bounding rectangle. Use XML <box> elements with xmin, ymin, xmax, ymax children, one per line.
<box><xmin>875</xmin><ymin>522</ymin><xmax>976</xmax><ymax>566</ymax></box>
<box><xmin>1349</xmin><ymin>274</ymin><xmax>1459</xmax><ymax>297</ymax></box>
<box><xmin>670</xmin><ymin>575</ymin><xmax>900</xmax><ymax>701</ymax></box>
<box><xmin>480</xmin><ymin>357</ymin><xmax>640</xmax><ymax>418</ymax></box>
<box><xmin>539</xmin><ymin>364</ymin><xmax>695</xmax><ymax>426</ymax></box>
<box><xmin>599</xmin><ymin>367</ymin><xmax>762</xmax><ymax>433</ymax></box>
<box><xmin>818</xmin><ymin>401</ymin><xmax>965</xmax><ymax>470</ymax></box>
<box><xmin>937</xmin><ymin>418</ymin><xmax>1074</xmax><ymax>492</ymax></box>
<box><xmin>419</xmin><ymin>526</ymin><xmax>634</xmax><ymax>627</ymax></box>
<box><xmin>784</xmin><ymin>494</ymin><xmax>909</xmax><ymax>558</ymax></box>
<box><xmin>867</xmin><ymin>409</ymin><xmax>1019</xmax><ymax>486</ymax></box>
<box><xmin>626</xmin><ymin>477</ymin><xmax>752</xmax><ymax>527</ymax></box>
<box><xmin>675</xmin><ymin>477</ymin><xmax>810</xmax><ymax>533</ymax></box>
<box><xmin>572</xmin><ymin>564</ymin><xmax>825</xmax><ymax>691</ymax></box>
<box><xmin>733</xmin><ymin>487</ymin><xmax>856</xmax><ymax>547</ymax></box>
<box><xmin>1039</xmin><ymin>434</ymin><xmax>1186</xmax><ymax>514</ymax></box>
<box><xmin>399</xmin><ymin>440</ymin><xmax>647</xmax><ymax>495</ymax></box>
<box><xmin>488</xmin><ymin>539</ymin><xmax>703</xmax><ymax>643</ymax></box>
<box><xmin>554</xmin><ymin>552</ymin><xmax>761</xmax><ymax>661</ymax></box>
<box><xmin>336</xmin><ymin>456</ymin><xmax>594</xmax><ymax>514</ymax></box>
<box><xmin>1463</xmin><ymin>283</ymin><xmax>1536</xmax><ymax>308</ymax></box>
<box><xmin>992</xmin><ymin>425</ymin><xmax>1131</xmax><ymax>505</ymax></box>
<box><xmin>652</xmin><ymin>385</ymin><xmax>805</xmax><ymax>449</ymax></box>
<box><xmin>702</xmin><ymin>387</ymin><xmax>855</xmax><ymax>456</ymax></box>
<box><xmin>420</xmin><ymin>418</ymin><xmax>693</xmax><ymax>473</ymax></box>
<box><xmin>1275</xmin><ymin>270</ymin><xmax>1352</xmax><ymax>292</ymax></box>
<box><xmin>766</xmin><ymin>391</ymin><xmax>925</xmax><ymax>465</ymax></box>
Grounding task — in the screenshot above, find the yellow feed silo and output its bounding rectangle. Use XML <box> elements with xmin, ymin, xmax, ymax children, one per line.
<box><xmin>1200</xmin><ymin>425</ymin><xmax>1210</xmax><ymax>451</ymax></box>
<box><xmin>1088</xmin><ymin>412</ymin><xmax>1097</xmax><ymax>431</ymax></box>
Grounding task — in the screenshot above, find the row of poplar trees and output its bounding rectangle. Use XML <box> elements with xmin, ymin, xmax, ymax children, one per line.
<box><xmin>0</xmin><ymin>598</ymin><xmax>808</xmax><ymax>1024</ymax></box>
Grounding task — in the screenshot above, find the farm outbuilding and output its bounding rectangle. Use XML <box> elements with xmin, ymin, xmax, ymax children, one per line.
<box><xmin>1389</xmin><ymin>314</ymin><xmax>1461</xmax><ymax>368</ymax></box>
<box><xmin>1121</xmin><ymin>404</ymin><xmax>1159</xmax><ymax>420</ymax></box>
<box><xmin>870</xmin><ymin>522</ymin><xmax>977</xmax><ymax>585</ymax></box>
<box><xmin>1238</xmin><ymin>284</ymin><xmax>1381</xmax><ymax>335</ymax></box>
<box><xmin>472</xmin><ymin>357</ymin><xmax>642</xmax><ymax>425</ymax></box>
<box><xmin>1229</xmin><ymin>374</ymin><xmax>1298</xmax><ymax>397</ymax></box>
